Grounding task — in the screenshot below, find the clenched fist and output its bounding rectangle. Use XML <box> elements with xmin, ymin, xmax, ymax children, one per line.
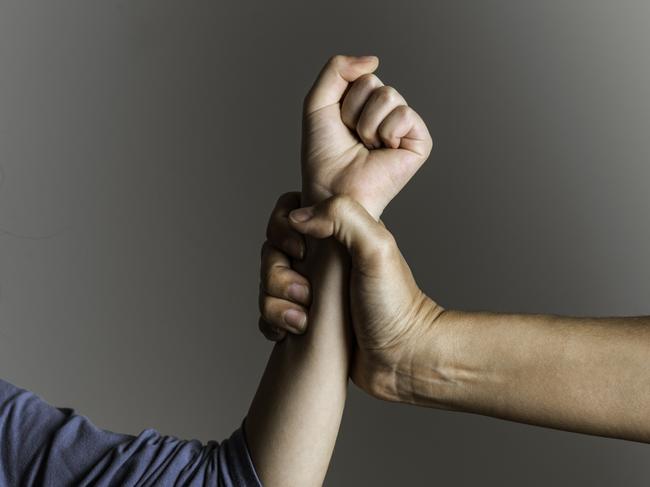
<box><xmin>301</xmin><ymin>55</ymin><xmax>432</xmax><ymax>218</ymax></box>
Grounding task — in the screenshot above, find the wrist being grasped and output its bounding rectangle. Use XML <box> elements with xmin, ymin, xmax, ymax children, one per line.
<box><xmin>301</xmin><ymin>185</ymin><xmax>385</xmax><ymax>222</ymax></box>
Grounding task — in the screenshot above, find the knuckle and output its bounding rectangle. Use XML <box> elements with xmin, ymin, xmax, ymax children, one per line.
<box><xmin>328</xmin><ymin>54</ymin><xmax>345</xmax><ymax>68</ymax></box>
<box><xmin>261</xmin><ymin>270</ymin><xmax>273</xmax><ymax>293</ymax></box>
<box><xmin>377</xmin><ymin>121</ymin><xmax>393</xmax><ymax>138</ymax></box>
<box><xmin>326</xmin><ymin>194</ymin><xmax>353</xmax><ymax>219</ymax></box>
<box><xmin>374</xmin><ymin>230</ymin><xmax>397</xmax><ymax>258</ymax></box>
<box><xmin>394</xmin><ymin>104</ymin><xmax>411</xmax><ymax>118</ymax></box>
<box><xmin>262</xmin><ymin>265</ymin><xmax>279</xmax><ymax>293</ymax></box>
<box><xmin>375</xmin><ymin>85</ymin><xmax>400</xmax><ymax>104</ymax></box>
<box><xmin>357</xmin><ymin>73</ymin><xmax>381</xmax><ymax>89</ymax></box>
<box><xmin>355</xmin><ymin>120</ymin><xmax>376</xmax><ymax>142</ymax></box>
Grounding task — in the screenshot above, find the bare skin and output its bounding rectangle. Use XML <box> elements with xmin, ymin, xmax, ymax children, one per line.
<box><xmin>261</xmin><ymin>194</ymin><xmax>650</xmax><ymax>444</ymax></box>
<box><xmin>245</xmin><ymin>55</ymin><xmax>432</xmax><ymax>487</ymax></box>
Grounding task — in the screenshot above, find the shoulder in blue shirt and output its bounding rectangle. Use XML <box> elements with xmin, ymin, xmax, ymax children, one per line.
<box><xmin>0</xmin><ymin>378</ymin><xmax>261</xmax><ymax>486</ymax></box>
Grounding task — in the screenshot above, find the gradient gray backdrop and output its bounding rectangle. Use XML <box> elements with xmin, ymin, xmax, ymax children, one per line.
<box><xmin>1</xmin><ymin>1</ymin><xmax>649</xmax><ymax>485</ymax></box>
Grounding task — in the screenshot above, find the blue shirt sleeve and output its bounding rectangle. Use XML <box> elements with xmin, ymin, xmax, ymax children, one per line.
<box><xmin>0</xmin><ymin>378</ymin><xmax>262</xmax><ymax>486</ymax></box>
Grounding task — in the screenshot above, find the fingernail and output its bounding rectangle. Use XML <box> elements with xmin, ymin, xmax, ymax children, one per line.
<box><xmin>287</xmin><ymin>283</ymin><xmax>309</xmax><ymax>303</ymax></box>
<box><xmin>283</xmin><ymin>309</ymin><xmax>306</xmax><ymax>332</ymax></box>
<box><xmin>289</xmin><ymin>207</ymin><xmax>314</xmax><ymax>223</ymax></box>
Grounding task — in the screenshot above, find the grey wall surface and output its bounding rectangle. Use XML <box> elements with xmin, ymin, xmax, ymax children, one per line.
<box><xmin>1</xmin><ymin>1</ymin><xmax>649</xmax><ymax>485</ymax></box>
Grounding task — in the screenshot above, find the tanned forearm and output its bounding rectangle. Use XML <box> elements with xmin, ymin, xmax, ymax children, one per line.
<box><xmin>389</xmin><ymin>302</ymin><xmax>650</xmax><ymax>443</ymax></box>
<box><xmin>245</xmin><ymin>235</ymin><xmax>351</xmax><ymax>486</ymax></box>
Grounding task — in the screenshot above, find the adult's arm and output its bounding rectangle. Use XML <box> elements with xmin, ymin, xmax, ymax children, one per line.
<box><xmin>400</xmin><ymin>308</ymin><xmax>650</xmax><ymax>443</ymax></box>
<box><xmin>285</xmin><ymin>194</ymin><xmax>650</xmax><ymax>444</ymax></box>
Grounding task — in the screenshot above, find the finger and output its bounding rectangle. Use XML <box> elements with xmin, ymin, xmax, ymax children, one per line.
<box><xmin>377</xmin><ymin>105</ymin><xmax>433</xmax><ymax>157</ymax></box>
<box><xmin>356</xmin><ymin>85</ymin><xmax>407</xmax><ymax>149</ymax></box>
<box><xmin>340</xmin><ymin>73</ymin><xmax>384</xmax><ymax>131</ymax></box>
<box><xmin>304</xmin><ymin>55</ymin><xmax>380</xmax><ymax>115</ymax></box>
<box><xmin>266</xmin><ymin>191</ymin><xmax>305</xmax><ymax>260</ymax></box>
<box><xmin>261</xmin><ymin>243</ymin><xmax>311</xmax><ymax>306</ymax></box>
<box><xmin>259</xmin><ymin>293</ymin><xmax>308</xmax><ymax>335</ymax></box>
<box><xmin>258</xmin><ymin>317</ymin><xmax>287</xmax><ymax>342</ymax></box>
<box><xmin>288</xmin><ymin>195</ymin><xmax>397</xmax><ymax>272</ymax></box>
<box><xmin>259</xmin><ymin>240</ymin><xmax>289</xmax><ymax>282</ymax></box>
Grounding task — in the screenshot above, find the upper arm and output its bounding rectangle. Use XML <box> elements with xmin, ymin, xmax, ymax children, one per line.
<box><xmin>0</xmin><ymin>378</ymin><xmax>261</xmax><ymax>486</ymax></box>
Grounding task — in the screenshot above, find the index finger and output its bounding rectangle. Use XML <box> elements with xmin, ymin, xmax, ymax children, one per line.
<box><xmin>303</xmin><ymin>54</ymin><xmax>379</xmax><ymax>115</ymax></box>
<box><xmin>266</xmin><ymin>191</ymin><xmax>305</xmax><ymax>259</ymax></box>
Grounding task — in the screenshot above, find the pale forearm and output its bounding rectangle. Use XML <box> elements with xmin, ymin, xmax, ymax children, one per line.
<box><xmin>245</xmin><ymin>238</ymin><xmax>350</xmax><ymax>486</ymax></box>
<box><xmin>392</xmin><ymin>304</ymin><xmax>650</xmax><ymax>442</ymax></box>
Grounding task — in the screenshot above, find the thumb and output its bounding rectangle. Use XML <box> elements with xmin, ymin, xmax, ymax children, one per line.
<box><xmin>288</xmin><ymin>195</ymin><xmax>397</xmax><ymax>267</ymax></box>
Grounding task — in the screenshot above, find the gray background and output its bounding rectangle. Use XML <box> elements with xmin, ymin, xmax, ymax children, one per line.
<box><xmin>0</xmin><ymin>1</ymin><xmax>649</xmax><ymax>485</ymax></box>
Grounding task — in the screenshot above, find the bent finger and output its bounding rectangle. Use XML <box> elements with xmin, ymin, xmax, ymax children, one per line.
<box><xmin>341</xmin><ymin>73</ymin><xmax>384</xmax><ymax>130</ymax></box>
<box><xmin>304</xmin><ymin>55</ymin><xmax>379</xmax><ymax>115</ymax></box>
<box><xmin>356</xmin><ymin>85</ymin><xmax>407</xmax><ymax>149</ymax></box>
<box><xmin>266</xmin><ymin>191</ymin><xmax>305</xmax><ymax>260</ymax></box>
<box><xmin>259</xmin><ymin>293</ymin><xmax>308</xmax><ymax>335</ymax></box>
<box><xmin>377</xmin><ymin>105</ymin><xmax>433</xmax><ymax>157</ymax></box>
<box><xmin>261</xmin><ymin>259</ymin><xmax>311</xmax><ymax>306</ymax></box>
